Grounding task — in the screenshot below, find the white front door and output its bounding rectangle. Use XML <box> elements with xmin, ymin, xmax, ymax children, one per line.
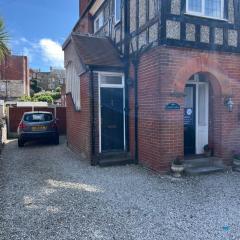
<box><xmin>196</xmin><ymin>82</ymin><xmax>209</xmax><ymax>154</ymax></box>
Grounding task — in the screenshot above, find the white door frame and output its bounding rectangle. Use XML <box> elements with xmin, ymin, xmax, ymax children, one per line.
<box><xmin>98</xmin><ymin>72</ymin><xmax>126</xmax><ymax>153</ymax></box>
<box><xmin>187</xmin><ymin>75</ymin><xmax>209</xmax><ymax>154</ymax></box>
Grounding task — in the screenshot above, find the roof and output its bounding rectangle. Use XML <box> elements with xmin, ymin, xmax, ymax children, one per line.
<box><xmin>65</xmin><ymin>33</ymin><xmax>124</xmax><ymax>69</ymax></box>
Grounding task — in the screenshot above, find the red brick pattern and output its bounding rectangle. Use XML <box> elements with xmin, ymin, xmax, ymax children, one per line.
<box><xmin>0</xmin><ymin>55</ymin><xmax>29</xmax><ymax>95</ymax></box>
<box><xmin>128</xmin><ymin>46</ymin><xmax>240</xmax><ymax>172</ymax></box>
<box><xmin>66</xmin><ymin>72</ymin><xmax>92</xmax><ymax>160</ymax></box>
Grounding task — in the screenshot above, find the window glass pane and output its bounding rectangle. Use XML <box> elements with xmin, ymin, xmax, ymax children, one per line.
<box><xmin>184</xmin><ymin>87</ymin><xmax>193</xmax><ymax>108</ymax></box>
<box><xmin>188</xmin><ymin>0</ymin><xmax>202</xmax><ymax>13</ymax></box>
<box><xmin>24</xmin><ymin>113</ymin><xmax>53</xmax><ymax>122</ymax></box>
<box><xmin>101</xmin><ymin>76</ymin><xmax>122</xmax><ymax>85</ymax></box>
<box><xmin>115</xmin><ymin>0</ymin><xmax>121</xmax><ymax>22</ymax></box>
<box><xmin>205</xmin><ymin>0</ymin><xmax>222</xmax><ymax>18</ymax></box>
<box><xmin>198</xmin><ymin>84</ymin><xmax>207</xmax><ymax>126</ymax></box>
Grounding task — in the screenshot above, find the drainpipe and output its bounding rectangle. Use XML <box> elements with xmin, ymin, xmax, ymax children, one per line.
<box><xmin>89</xmin><ymin>68</ymin><xmax>96</xmax><ymax>165</ymax></box>
<box><xmin>133</xmin><ymin>57</ymin><xmax>139</xmax><ymax>164</ymax></box>
<box><xmin>124</xmin><ymin>0</ymin><xmax>130</xmax><ymax>152</ymax></box>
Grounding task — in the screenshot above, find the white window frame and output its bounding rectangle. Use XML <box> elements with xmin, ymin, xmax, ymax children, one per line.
<box><xmin>66</xmin><ymin>61</ymin><xmax>81</xmax><ymax>111</ymax></box>
<box><xmin>114</xmin><ymin>0</ymin><xmax>121</xmax><ymax>24</ymax></box>
<box><xmin>186</xmin><ymin>0</ymin><xmax>225</xmax><ymax>20</ymax></box>
<box><xmin>94</xmin><ymin>11</ymin><xmax>104</xmax><ymax>33</ymax></box>
<box><xmin>98</xmin><ymin>72</ymin><xmax>126</xmax><ymax>153</ymax></box>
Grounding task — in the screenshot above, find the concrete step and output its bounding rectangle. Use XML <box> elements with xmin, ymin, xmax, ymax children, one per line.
<box><xmin>184</xmin><ymin>157</ymin><xmax>224</xmax><ymax>168</ymax></box>
<box><xmin>184</xmin><ymin>157</ymin><xmax>227</xmax><ymax>176</ymax></box>
<box><xmin>99</xmin><ymin>158</ymin><xmax>134</xmax><ymax>167</ymax></box>
<box><xmin>233</xmin><ymin>166</ymin><xmax>240</xmax><ymax>172</ymax></box>
<box><xmin>184</xmin><ymin>165</ymin><xmax>226</xmax><ymax>176</ymax></box>
<box><xmin>98</xmin><ymin>152</ymin><xmax>133</xmax><ymax>167</ymax></box>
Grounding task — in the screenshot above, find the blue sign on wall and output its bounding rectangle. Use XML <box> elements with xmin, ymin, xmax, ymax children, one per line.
<box><xmin>165</xmin><ymin>103</ymin><xmax>181</xmax><ymax>110</ymax></box>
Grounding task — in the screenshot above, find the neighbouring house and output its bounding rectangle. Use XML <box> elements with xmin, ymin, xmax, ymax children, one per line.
<box><xmin>0</xmin><ymin>55</ymin><xmax>30</xmax><ymax>100</ymax></box>
<box><xmin>30</xmin><ymin>67</ymin><xmax>65</xmax><ymax>92</ymax></box>
<box><xmin>63</xmin><ymin>0</ymin><xmax>240</xmax><ymax>172</ymax></box>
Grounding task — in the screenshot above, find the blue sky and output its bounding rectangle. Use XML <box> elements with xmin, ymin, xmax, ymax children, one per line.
<box><xmin>0</xmin><ymin>0</ymin><xmax>79</xmax><ymax>71</ymax></box>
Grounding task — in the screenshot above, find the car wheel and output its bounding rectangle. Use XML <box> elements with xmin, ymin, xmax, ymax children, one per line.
<box><xmin>18</xmin><ymin>139</ymin><xmax>24</xmax><ymax>147</ymax></box>
<box><xmin>54</xmin><ymin>136</ymin><xmax>59</xmax><ymax>145</ymax></box>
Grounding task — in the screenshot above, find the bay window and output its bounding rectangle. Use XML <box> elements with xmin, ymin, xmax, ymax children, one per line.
<box><xmin>187</xmin><ymin>0</ymin><xmax>224</xmax><ymax>19</ymax></box>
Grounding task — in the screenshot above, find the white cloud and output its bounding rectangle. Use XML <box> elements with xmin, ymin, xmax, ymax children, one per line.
<box><xmin>23</xmin><ymin>47</ymin><xmax>33</xmax><ymax>62</ymax></box>
<box><xmin>20</xmin><ymin>37</ymin><xmax>28</xmax><ymax>43</ymax></box>
<box><xmin>39</xmin><ymin>39</ymin><xmax>64</xmax><ymax>68</ymax></box>
<box><xmin>13</xmin><ymin>37</ymin><xmax>64</xmax><ymax>69</ymax></box>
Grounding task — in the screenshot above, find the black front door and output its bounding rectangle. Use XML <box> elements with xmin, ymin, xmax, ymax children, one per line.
<box><xmin>184</xmin><ymin>85</ymin><xmax>196</xmax><ymax>155</ymax></box>
<box><xmin>101</xmin><ymin>88</ymin><xmax>124</xmax><ymax>152</ymax></box>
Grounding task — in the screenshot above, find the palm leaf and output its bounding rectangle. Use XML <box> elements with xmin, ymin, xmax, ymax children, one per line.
<box><xmin>0</xmin><ymin>18</ymin><xmax>10</xmax><ymax>61</ymax></box>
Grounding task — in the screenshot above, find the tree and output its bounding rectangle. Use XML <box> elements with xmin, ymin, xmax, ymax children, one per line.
<box><xmin>0</xmin><ymin>18</ymin><xmax>9</xmax><ymax>61</ymax></box>
<box><xmin>30</xmin><ymin>79</ymin><xmax>42</xmax><ymax>95</ymax></box>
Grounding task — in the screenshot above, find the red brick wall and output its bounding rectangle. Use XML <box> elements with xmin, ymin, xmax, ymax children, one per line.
<box><xmin>130</xmin><ymin>45</ymin><xmax>240</xmax><ymax>172</ymax></box>
<box><xmin>74</xmin><ymin>14</ymin><xmax>93</xmax><ymax>34</ymax></box>
<box><xmin>79</xmin><ymin>0</ymin><xmax>89</xmax><ymax>16</ymax></box>
<box><xmin>66</xmin><ymin>72</ymin><xmax>92</xmax><ymax>160</ymax></box>
<box><xmin>0</xmin><ymin>55</ymin><xmax>29</xmax><ymax>96</ymax></box>
<box><xmin>0</xmin><ymin>55</ymin><xmax>27</xmax><ymax>81</ymax></box>
<box><xmin>9</xmin><ymin>106</ymin><xmax>66</xmax><ymax>134</ymax></box>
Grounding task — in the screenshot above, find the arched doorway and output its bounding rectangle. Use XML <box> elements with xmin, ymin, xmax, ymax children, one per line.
<box><xmin>184</xmin><ymin>73</ymin><xmax>210</xmax><ymax>155</ymax></box>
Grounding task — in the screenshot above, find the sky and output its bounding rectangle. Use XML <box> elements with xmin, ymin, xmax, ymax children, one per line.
<box><xmin>0</xmin><ymin>0</ymin><xmax>79</xmax><ymax>71</ymax></box>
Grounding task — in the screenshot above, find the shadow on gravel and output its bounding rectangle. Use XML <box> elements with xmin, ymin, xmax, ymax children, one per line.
<box><xmin>0</xmin><ymin>137</ymin><xmax>116</xmax><ymax>239</ymax></box>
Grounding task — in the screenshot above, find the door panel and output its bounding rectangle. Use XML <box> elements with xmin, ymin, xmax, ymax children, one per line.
<box><xmin>184</xmin><ymin>85</ymin><xmax>196</xmax><ymax>155</ymax></box>
<box><xmin>101</xmin><ymin>88</ymin><xmax>124</xmax><ymax>152</ymax></box>
<box><xmin>196</xmin><ymin>83</ymin><xmax>209</xmax><ymax>154</ymax></box>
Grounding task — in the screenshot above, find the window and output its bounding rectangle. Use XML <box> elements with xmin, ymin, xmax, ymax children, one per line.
<box><xmin>66</xmin><ymin>62</ymin><xmax>81</xmax><ymax>110</ymax></box>
<box><xmin>94</xmin><ymin>11</ymin><xmax>104</xmax><ymax>33</ymax></box>
<box><xmin>115</xmin><ymin>0</ymin><xmax>121</xmax><ymax>24</ymax></box>
<box><xmin>187</xmin><ymin>0</ymin><xmax>224</xmax><ymax>19</ymax></box>
<box><xmin>101</xmin><ymin>75</ymin><xmax>122</xmax><ymax>85</ymax></box>
<box><xmin>24</xmin><ymin>113</ymin><xmax>53</xmax><ymax>122</ymax></box>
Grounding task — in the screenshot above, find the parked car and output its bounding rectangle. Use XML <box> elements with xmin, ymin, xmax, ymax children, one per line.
<box><xmin>17</xmin><ymin>111</ymin><xmax>59</xmax><ymax>147</ymax></box>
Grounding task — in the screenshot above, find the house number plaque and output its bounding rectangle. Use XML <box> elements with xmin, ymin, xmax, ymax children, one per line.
<box><xmin>165</xmin><ymin>103</ymin><xmax>181</xmax><ymax>110</ymax></box>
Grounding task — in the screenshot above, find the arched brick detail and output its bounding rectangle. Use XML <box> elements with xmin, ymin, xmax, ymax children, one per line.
<box><xmin>173</xmin><ymin>54</ymin><xmax>232</xmax><ymax>96</ymax></box>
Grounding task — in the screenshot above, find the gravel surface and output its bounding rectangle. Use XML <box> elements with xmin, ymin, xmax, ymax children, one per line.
<box><xmin>1</xmin><ymin>138</ymin><xmax>240</xmax><ymax>240</ymax></box>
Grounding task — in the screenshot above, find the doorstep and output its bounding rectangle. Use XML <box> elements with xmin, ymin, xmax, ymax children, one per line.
<box><xmin>98</xmin><ymin>151</ymin><xmax>134</xmax><ymax>167</ymax></box>
<box><xmin>184</xmin><ymin>157</ymin><xmax>227</xmax><ymax>176</ymax></box>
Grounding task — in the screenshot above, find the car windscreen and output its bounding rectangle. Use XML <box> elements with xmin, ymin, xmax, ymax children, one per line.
<box><xmin>24</xmin><ymin>113</ymin><xmax>53</xmax><ymax>122</ymax></box>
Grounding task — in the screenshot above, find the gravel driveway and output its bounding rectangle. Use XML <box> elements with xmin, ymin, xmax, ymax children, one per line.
<box><xmin>1</xmin><ymin>138</ymin><xmax>240</xmax><ymax>240</ymax></box>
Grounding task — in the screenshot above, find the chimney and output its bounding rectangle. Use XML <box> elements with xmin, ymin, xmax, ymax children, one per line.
<box><xmin>79</xmin><ymin>0</ymin><xmax>89</xmax><ymax>17</ymax></box>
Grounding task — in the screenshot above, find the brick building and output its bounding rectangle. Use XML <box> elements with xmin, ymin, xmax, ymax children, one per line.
<box><xmin>30</xmin><ymin>67</ymin><xmax>65</xmax><ymax>92</ymax></box>
<box><xmin>63</xmin><ymin>0</ymin><xmax>240</xmax><ymax>172</ymax></box>
<box><xmin>0</xmin><ymin>55</ymin><xmax>29</xmax><ymax>100</ymax></box>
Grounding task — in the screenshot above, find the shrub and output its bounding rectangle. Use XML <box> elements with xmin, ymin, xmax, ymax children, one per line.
<box><xmin>33</xmin><ymin>94</ymin><xmax>53</xmax><ymax>103</ymax></box>
<box><xmin>55</xmin><ymin>86</ymin><xmax>61</xmax><ymax>92</ymax></box>
<box><xmin>19</xmin><ymin>95</ymin><xmax>32</xmax><ymax>102</ymax></box>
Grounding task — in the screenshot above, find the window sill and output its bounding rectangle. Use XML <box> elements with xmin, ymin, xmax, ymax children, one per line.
<box><xmin>184</xmin><ymin>13</ymin><xmax>228</xmax><ymax>22</ymax></box>
<box><xmin>115</xmin><ymin>19</ymin><xmax>121</xmax><ymax>26</ymax></box>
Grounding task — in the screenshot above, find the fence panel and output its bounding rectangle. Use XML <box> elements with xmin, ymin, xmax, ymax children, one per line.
<box><xmin>8</xmin><ymin>106</ymin><xmax>66</xmax><ymax>135</ymax></box>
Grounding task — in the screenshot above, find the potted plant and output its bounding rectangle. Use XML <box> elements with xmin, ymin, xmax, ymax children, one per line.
<box><xmin>232</xmin><ymin>151</ymin><xmax>240</xmax><ymax>170</ymax></box>
<box><xmin>203</xmin><ymin>144</ymin><xmax>213</xmax><ymax>157</ymax></box>
<box><xmin>171</xmin><ymin>157</ymin><xmax>184</xmax><ymax>177</ymax></box>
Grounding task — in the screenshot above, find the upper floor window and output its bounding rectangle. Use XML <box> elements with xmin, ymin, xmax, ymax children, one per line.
<box><xmin>115</xmin><ymin>0</ymin><xmax>121</xmax><ymax>24</ymax></box>
<box><xmin>94</xmin><ymin>11</ymin><xmax>104</xmax><ymax>33</ymax></box>
<box><xmin>187</xmin><ymin>0</ymin><xmax>224</xmax><ymax>19</ymax></box>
